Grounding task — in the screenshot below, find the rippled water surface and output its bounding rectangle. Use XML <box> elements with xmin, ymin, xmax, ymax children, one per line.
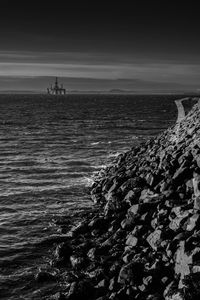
<box><xmin>0</xmin><ymin>94</ymin><xmax>179</xmax><ymax>299</ymax></box>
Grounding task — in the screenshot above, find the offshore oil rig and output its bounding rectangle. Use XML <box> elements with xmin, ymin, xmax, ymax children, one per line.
<box><xmin>47</xmin><ymin>77</ymin><xmax>66</xmax><ymax>95</ymax></box>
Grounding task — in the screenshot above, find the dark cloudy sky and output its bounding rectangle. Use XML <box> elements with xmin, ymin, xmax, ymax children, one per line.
<box><xmin>0</xmin><ymin>1</ymin><xmax>200</xmax><ymax>92</ymax></box>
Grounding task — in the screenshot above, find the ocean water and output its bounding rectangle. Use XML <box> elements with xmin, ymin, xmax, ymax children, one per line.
<box><xmin>0</xmin><ymin>94</ymin><xmax>179</xmax><ymax>299</ymax></box>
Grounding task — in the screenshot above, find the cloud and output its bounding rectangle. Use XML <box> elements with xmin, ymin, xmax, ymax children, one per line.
<box><xmin>0</xmin><ymin>61</ymin><xmax>200</xmax><ymax>85</ymax></box>
<box><xmin>0</xmin><ymin>50</ymin><xmax>200</xmax><ymax>90</ymax></box>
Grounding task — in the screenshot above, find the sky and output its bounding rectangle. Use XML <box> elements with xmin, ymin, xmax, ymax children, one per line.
<box><xmin>0</xmin><ymin>1</ymin><xmax>200</xmax><ymax>92</ymax></box>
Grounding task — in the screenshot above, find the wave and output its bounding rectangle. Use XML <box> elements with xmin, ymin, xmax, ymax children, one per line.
<box><xmin>107</xmin><ymin>151</ymin><xmax>122</xmax><ymax>158</ymax></box>
<box><xmin>91</xmin><ymin>164</ymin><xmax>107</xmax><ymax>169</ymax></box>
<box><xmin>81</xmin><ymin>176</ymin><xmax>95</xmax><ymax>187</ymax></box>
<box><xmin>90</xmin><ymin>142</ymin><xmax>100</xmax><ymax>145</ymax></box>
<box><xmin>65</xmin><ymin>160</ymin><xmax>91</xmax><ymax>166</ymax></box>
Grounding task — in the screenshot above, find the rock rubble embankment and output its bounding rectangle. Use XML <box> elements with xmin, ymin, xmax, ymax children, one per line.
<box><xmin>50</xmin><ymin>98</ymin><xmax>200</xmax><ymax>300</ymax></box>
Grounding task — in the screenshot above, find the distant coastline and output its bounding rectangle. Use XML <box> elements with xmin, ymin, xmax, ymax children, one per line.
<box><xmin>0</xmin><ymin>90</ymin><xmax>199</xmax><ymax>95</ymax></box>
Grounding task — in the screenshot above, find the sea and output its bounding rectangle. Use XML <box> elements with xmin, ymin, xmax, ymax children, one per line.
<box><xmin>0</xmin><ymin>93</ymin><xmax>180</xmax><ymax>299</ymax></box>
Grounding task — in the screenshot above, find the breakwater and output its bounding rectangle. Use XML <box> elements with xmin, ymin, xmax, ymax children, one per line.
<box><xmin>49</xmin><ymin>97</ymin><xmax>200</xmax><ymax>300</ymax></box>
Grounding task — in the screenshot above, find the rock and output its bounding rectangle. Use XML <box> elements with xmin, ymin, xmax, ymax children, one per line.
<box><xmin>192</xmin><ymin>265</ymin><xmax>200</xmax><ymax>273</ymax></box>
<box><xmin>174</xmin><ymin>241</ymin><xmax>200</xmax><ymax>288</ymax></box>
<box><xmin>139</xmin><ymin>201</ymin><xmax>160</xmax><ymax>215</ymax></box>
<box><xmin>139</xmin><ymin>189</ymin><xmax>160</xmax><ymax>203</ymax></box>
<box><xmin>138</xmin><ymin>284</ymin><xmax>146</xmax><ymax>292</ymax></box>
<box><xmin>102</xmin><ymin>178</ymin><xmax>114</xmax><ymax>192</ymax></box>
<box><xmin>122</xmin><ymin>251</ymin><xmax>135</xmax><ymax>263</ymax></box>
<box><xmin>88</xmin><ymin>217</ymin><xmax>108</xmax><ymax>231</ymax></box>
<box><xmin>35</xmin><ymin>270</ymin><xmax>56</xmax><ymax>283</ymax></box>
<box><xmin>119</xmin><ymin>204</ymin><xmax>140</xmax><ymax>229</ymax></box>
<box><xmin>161</xmin><ymin>276</ymin><xmax>169</xmax><ymax>285</ymax></box>
<box><xmin>70</xmin><ymin>255</ymin><xmax>85</xmax><ymax>269</ymax></box>
<box><xmin>165</xmin><ymin>291</ymin><xmax>185</xmax><ymax>300</ymax></box>
<box><xmin>87</xmin><ymin>267</ymin><xmax>104</xmax><ymax>282</ymax></box>
<box><xmin>125</xmin><ymin>234</ymin><xmax>138</xmax><ymax>248</ymax></box>
<box><xmin>55</xmin><ymin>242</ymin><xmax>72</xmax><ymax>260</ymax></box>
<box><xmin>67</xmin><ymin>280</ymin><xmax>94</xmax><ymax>299</ymax></box>
<box><xmin>109</xmin><ymin>261</ymin><xmax>121</xmax><ymax>276</ymax></box>
<box><xmin>120</xmin><ymin>177</ymin><xmax>147</xmax><ymax>192</ymax></box>
<box><xmin>118</xmin><ymin>261</ymin><xmax>144</xmax><ymax>285</ymax></box>
<box><xmin>109</xmin><ymin>277</ymin><xmax>116</xmax><ymax>291</ymax></box>
<box><xmin>127</xmin><ymin>204</ymin><xmax>139</xmax><ymax>216</ymax></box>
<box><xmin>123</xmin><ymin>190</ymin><xmax>136</xmax><ymax>205</ymax></box>
<box><xmin>71</xmin><ymin>221</ymin><xmax>89</xmax><ymax>237</ymax></box>
<box><xmin>120</xmin><ymin>217</ymin><xmax>135</xmax><ymax>230</ymax></box>
<box><xmin>107</xmin><ymin>179</ymin><xmax>120</xmax><ymax>194</ymax></box>
<box><xmin>171</xmin><ymin>206</ymin><xmax>190</xmax><ymax>219</ymax></box>
<box><xmin>146</xmin><ymin>294</ymin><xmax>163</xmax><ymax>300</ymax></box>
<box><xmin>185</xmin><ymin>213</ymin><xmax>200</xmax><ymax>231</ymax></box>
<box><xmin>124</xmin><ymin>187</ymin><xmax>142</xmax><ymax>203</ymax></box>
<box><xmin>162</xmin><ymin>187</ymin><xmax>176</xmax><ymax>199</ymax></box>
<box><xmin>169</xmin><ymin>216</ymin><xmax>186</xmax><ymax>231</ymax></box>
<box><xmin>49</xmin><ymin>292</ymin><xmax>66</xmax><ymax>300</ymax></box>
<box><xmin>104</xmin><ymin>194</ymin><xmax>124</xmax><ymax>216</ymax></box>
<box><xmin>173</xmin><ymin>166</ymin><xmax>190</xmax><ymax>184</ymax></box>
<box><xmin>131</xmin><ymin>224</ymin><xmax>146</xmax><ymax>237</ymax></box>
<box><xmin>194</xmin><ymin>197</ymin><xmax>200</xmax><ymax>211</ymax></box>
<box><xmin>169</xmin><ymin>207</ymin><xmax>190</xmax><ymax>231</ymax></box>
<box><xmin>173</xmin><ymin>232</ymin><xmax>190</xmax><ymax>242</ymax></box>
<box><xmin>146</xmin><ymin>229</ymin><xmax>162</xmax><ymax>250</ymax></box>
<box><xmin>91</xmin><ymin>192</ymin><xmax>102</xmax><ymax>204</ymax></box>
<box><xmin>67</xmin><ymin>282</ymin><xmax>77</xmax><ymax>299</ymax></box>
<box><xmin>87</xmin><ymin>247</ymin><xmax>97</xmax><ymax>261</ymax></box>
<box><xmin>97</xmin><ymin>279</ymin><xmax>107</xmax><ymax>288</ymax></box>
<box><xmin>186</xmin><ymin>179</ymin><xmax>193</xmax><ymax>192</ymax></box>
<box><xmin>54</xmin><ymin>242</ymin><xmax>73</xmax><ymax>267</ymax></box>
<box><xmin>143</xmin><ymin>275</ymin><xmax>153</xmax><ymax>286</ymax></box>
<box><xmin>196</xmin><ymin>155</ymin><xmax>200</xmax><ymax>169</ymax></box>
<box><xmin>145</xmin><ymin>172</ymin><xmax>156</xmax><ymax>186</ymax></box>
<box><xmin>192</xmin><ymin>171</ymin><xmax>200</xmax><ymax>211</ymax></box>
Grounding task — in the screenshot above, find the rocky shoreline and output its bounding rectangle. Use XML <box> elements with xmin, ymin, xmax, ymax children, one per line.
<box><xmin>47</xmin><ymin>97</ymin><xmax>200</xmax><ymax>300</ymax></box>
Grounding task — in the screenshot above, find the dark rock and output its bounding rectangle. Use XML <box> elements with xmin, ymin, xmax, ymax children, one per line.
<box><xmin>120</xmin><ymin>177</ymin><xmax>147</xmax><ymax>192</ymax></box>
<box><xmin>35</xmin><ymin>270</ymin><xmax>56</xmax><ymax>283</ymax></box>
<box><xmin>55</xmin><ymin>242</ymin><xmax>73</xmax><ymax>266</ymax></box>
<box><xmin>173</xmin><ymin>165</ymin><xmax>192</xmax><ymax>184</ymax></box>
<box><xmin>71</xmin><ymin>221</ymin><xmax>89</xmax><ymax>237</ymax></box>
<box><xmin>118</xmin><ymin>261</ymin><xmax>144</xmax><ymax>286</ymax></box>
<box><xmin>120</xmin><ymin>217</ymin><xmax>136</xmax><ymax>230</ymax></box>
<box><xmin>104</xmin><ymin>194</ymin><xmax>124</xmax><ymax>216</ymax></box>
<box><xmin>66</xmin><ymin>280</ymin><xmax>95</xmax><ymax>300</ymax></box>
<box><xmin>88</xmin><ymin>217</ymin><xmax>108</xmax><ymax>231</ymax></box>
